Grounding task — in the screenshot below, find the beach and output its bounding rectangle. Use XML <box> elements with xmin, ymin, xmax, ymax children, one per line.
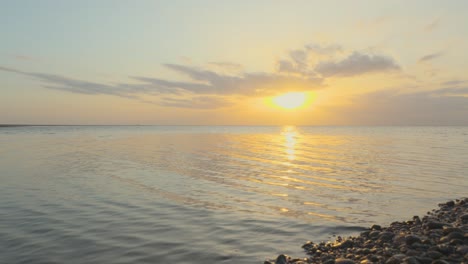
<box><xmin>267</xmin><ymin>198</ymin><xmax>468</xmax><ymax>264</ymax></box>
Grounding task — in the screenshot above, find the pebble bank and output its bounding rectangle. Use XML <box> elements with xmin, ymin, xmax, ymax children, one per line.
<box><xmin>266</xmin><ymin>198</ymin><xmax>468</xmax><ymax>264</ymax></box>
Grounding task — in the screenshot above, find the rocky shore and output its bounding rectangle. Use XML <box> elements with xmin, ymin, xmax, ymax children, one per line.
<box><xmin>266</xmin><ymin>198</ymin><xmax>468</xmax><ymax>264</ymax></box>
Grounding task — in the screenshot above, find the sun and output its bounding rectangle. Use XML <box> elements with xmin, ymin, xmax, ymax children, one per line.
<box><xmin>272</xmin><ymin>92</ymin><xmax>308</xmax><ymax>110</ymax></box>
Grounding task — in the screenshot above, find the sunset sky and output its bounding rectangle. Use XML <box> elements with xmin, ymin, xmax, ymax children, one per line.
<box><xmin>1</xmin><ymin>0</ymin><xmax>467</xmax><ymax>125</ymax></box>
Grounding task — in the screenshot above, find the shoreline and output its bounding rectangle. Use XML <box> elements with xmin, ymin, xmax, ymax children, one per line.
<box><xmin>266</xmin><ymin>198</ymin><xmax>468</xmax><ymax>264</ymax></box>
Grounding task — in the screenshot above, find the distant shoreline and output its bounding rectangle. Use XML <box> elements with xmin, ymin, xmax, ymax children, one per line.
<box><xmin>0</xmin><ymin>124</ymin><xmax>30</xmax><ymax>127</ymax></box>
<box><xmin>1</xmin><ymin>124</ymin><xmax>468</xmax><ymax>127</ymax></box>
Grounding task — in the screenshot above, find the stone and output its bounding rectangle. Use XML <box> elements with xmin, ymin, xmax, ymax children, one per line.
<box><xmin>444</xmin><ymin>231</ymin><xmax>464</xmax><ymax>240</ymax></box>
<box><xmin>385</xmin><ymin>256</ymin><xmax>401</xmax><ymax>264</ymax></box>
<box><xmin>379</xmin><ymin>232</ymin><xmax>395</xmax><ymax>242</ymax></box>
<box><xmin>334</xmin><ymin>239</ymin><xmax>354</xmax><ymax>249</ymax></box>
<box><xmin>405</xmin><ymin>249</ymin><xmax>420</xmax><ymax>256</ymax></box>
<box><xmin>413</xmin><ymin>257</ymin><xmax>432</xmax><ymax>264</ymax></box>
<box><xmin>442</xmin><ymin>227</ymin><xmax>463</xmax><ymax>235</ymax></box>
<box><xmin>402</xmin><ymin>256</ymin><xmax>420</xmax><ymax>264</ymax></box>
<box><xmin>425</xmin><ymin>250</ymin><xmax>443</xmax><ymax>259</ymax></box>
<box><xmin>431</xmin><ymin>260</ymin><xmax>450</xmax><ymax>264</ymax></box>
<box><xmin>368</xmin><ymin>255</ymin><xmax>379</xmax><ymax>262</ymax></box>
<box><xmin>335</xmin><ymin>258</ymin><xmax>355</xmax><ymax>264</ymax></box>
<box><xmin>456</xmin><ymin>245</ymin><xmax>468</xmax><ymax>255</ymax></box>
<box><xmin>426</xmin><ymin>221</ymin><xmax>447</xmax><ymax>229</ymax></box>
<box><xmin>449</xmin><ymin>238</ymin><xmax>463</xmax><ymax>245</ymax></box>
<box><xmin>435</xmin><ymin>244</ymin><xmax>453</xmax><ymax>255</ymax></box>
<box><xmin>371</xmin><ymin>225</ymin><xmax>382</xmax><ymax>231</ymax></box>
<box><xmin>405</xmin><ymin>235</ymin><xmax>422</xmax><ymax>245</ymax></box>
<box><xmin>275</xmin><ymin>254</ymin><xmax>289</xmax><ymax>264</ymax></box>
<box><xmin>446</xmin><ymin>200</ymin><xmax>455</xmax><ymax>207</ymax></box>
<box><xmin>459</xmin><ymin>213</ymin><xmax>468</xmax><ymax>224</ymax></box>
<box><xmin>369</xmin><ymin>231</ymin><xmax>381</xmax><ymax>239</ymax></box>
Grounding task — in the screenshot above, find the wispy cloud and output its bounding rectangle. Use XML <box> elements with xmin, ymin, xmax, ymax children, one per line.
<box><xmin>330</xmin><ymin>87</ymin><xmax>468</xmax><ymax>125</ymax></box>
<box><xmin>0</xmin><ymin>63</ymin><xmax>323</xmax><ymax>109</ymax></box>
<box><xmin>418</xmin><ymin>51</ymin><xmax>444</xmax><ymax>63</ymax></box>
<box><xmin>276</xmin><ymin>43</ymin><xmax>397</xmax><ymax>78</ymax></box>
<box><xmin>0</xmin><ymin>43</ymin><xmax>402</xmax><ymax>109</ymax></box>
<box><xmin>158</xmin><ymin>96</ymin><xmax>233</xmax><ymax>109</ymax></box>
<box><xmin>315</xmin><ymin>52</ymin><xmax>400</xmax><ymax>77</ymax></box>
<box><xmin>440</xmin><ymin>80</ymin><xmax>466</xmax><ymax>86</ymax></box>
<box><xmin>425</xmin><ymin>18</ymin><xmax>440</xmax><ymax>32</ymax></box>
<box><xmin>14</xmin><ymin>54</ymin><xmax>40</xmax><ymax>62</ymax></box>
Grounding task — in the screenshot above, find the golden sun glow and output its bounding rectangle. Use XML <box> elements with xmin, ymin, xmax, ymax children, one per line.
<box><xmin>271</xmin><ymin>92</ymin><xmax>309</xmax><ymax>110</ymax></box>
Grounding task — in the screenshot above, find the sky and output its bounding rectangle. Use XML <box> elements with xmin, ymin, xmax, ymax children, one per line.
<box><xmin>1</xmin><ymin>0</ymin><xmax>467</xmax><ymax>125</ymax></box>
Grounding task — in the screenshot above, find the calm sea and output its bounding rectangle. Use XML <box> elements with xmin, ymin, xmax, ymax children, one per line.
<box><xmin>0</xmin><ymin>126</ymin><xmax>467</xmax><ymax>263</ymax></box>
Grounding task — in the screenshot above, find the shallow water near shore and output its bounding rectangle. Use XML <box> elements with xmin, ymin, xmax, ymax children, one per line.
<box><xmin>0</xmin><ymin>126</ymin><xmax>467</xmax><ymax>263</ymax></box>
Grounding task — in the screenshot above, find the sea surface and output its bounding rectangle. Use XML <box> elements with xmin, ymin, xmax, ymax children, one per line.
<box><xmin>0</xmin><ymin>126</ymin><xmax>467</xmax><ymax>263</ymax></box>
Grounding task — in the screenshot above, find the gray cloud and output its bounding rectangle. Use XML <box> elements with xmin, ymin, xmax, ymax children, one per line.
<box><xmin>15</xmin><ymin>54</ymin><xmax>40</xmax><ymax>62</ymax></box>
<box><xmin>0</xmin><ymin>63</ymin><xmax>323</xmax><ymax>109</ymax></box>
<box><xmin>163</xmin><ymin>63</ymin><xmax>322</xmax><ymax>95</ymax></box>
<box><xmin>207</xmin><ymin>62</ymin><xmax>243</xmax><ymax>72</ymax></box>
<box><xmin>158</xmin><ymin>96</ymin><xmax>233</xmax><ymax>109</ymax></box>
<box><xmin>277</xmin><ymin>60</ymin><xmax>297</xmax><ymax>74</ymax></box>
<box><xmin>289</xmin><ymin>49</ymin><xmax>308</xmax><ymax>72</ymax></box>
<box><xmin>430</xmin><ymin>86</ymin><xmax>468</xmax><ymax>96</ymax></box>
<box><xmin>328</xmin><ymin>88</ymin><xmax>468</xmax><ymax>125</ymax></box>
<box><xmin>315</xmin><ymin>52</ymin><xmax>400</xmax><ymax>77</ymax></box>
<box><xmin>425</xmin><ymin>18</ymin><xmax>440</xmax><ymax>32</ymax></box>
<box><xmin>440</xmin><ymin>80</ymin><xmax>466</xmax><ymax>86</ymax></box>
<box><xmin>419</xmin><ymin>52</ymin><xmax>443</xmax><ymax>62</ymax></box>
<box><xmin>0</xmin><ymin>66</ymin><xmax>22</xmax><ymax>73</ymax></box>
<box><xmin>276</xmin><ymin>44</ymin><xmax>343</xmax><ymax>76</ymax></box>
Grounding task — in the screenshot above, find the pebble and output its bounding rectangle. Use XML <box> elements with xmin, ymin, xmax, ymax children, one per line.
<box><xmin>335</xmin><ymin>258</ymin><xmax>355</xmax><ymax>264</ymax></box>
<box><xmin>425</xmin><ymin>221</ymin><xmax>447</xmax><ymax>230</ymax></box>
<box><xmin>405</xmin><ymin>235</ymin><xmax>421</xmax><ymax>245</ymax></box>
<box><xmin>402</xmin><ymin>256</ymin><xmax>420</xmax><ymax>264</ymax></box>
<box><xmin>379</xmin><ymin>232</ymin><xmax>395</xmax><ymax>242</ymax></box>
<box><xmin>275</xmin><ymin>254</ymin><xmax>289</xmax><ymax>264</ymax></box>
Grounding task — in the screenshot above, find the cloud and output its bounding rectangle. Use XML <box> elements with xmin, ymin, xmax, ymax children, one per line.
<box><xmin>418</xmin><ymin>52</ymin><xmax>443</xmax><ymax>63</ymax></box>
<box><xmin>162</xmin><ymin>63</ymin><xmax>322</xmax><ymax>95</ymax></box>
<box><xmin>207</xmin><ymin>61</ymin><xmax>243</xmax><ymax>72</ymax></box>
<box><xmin>158</xmin><ymin>96</ymin><xmax>233</xmax><ymax>109</ymax></box>
<box><xmin>425</xmin><ymin>18</ymin><xmax>440</xmax><ymax>32</ymax></box>
<box><xmin>0</xmin><ymin>63</ymin><xmax>323</xmax><ymax>109</ymax></box>
<box><xmin>429</xmin><ymin>86</ymin><xmax>468</xmax><ymax>96</ymax></box>
<box><xmin>440</xmin><ymin>80</ymin><xmax>466</xmax><ymax>86</ymax></box>
<box><xmin>277</xmin><ymin>60</ymin><xmax>297</xmax><ymax>74</ymax></box>
<box><xmin>14</xmin><ymin>54</ymin><xmax>40</xmax><ymax>62</ymax></box>
<box><xmin>315</xmin><ymin>52</ymin><xmax>400</xmax><ymax>77</ymax></box>
<box><xmin>0</xmin><ymin>66</ymin><xmax>22</xmax><ymax>73</ymax></box>
<box><xmin>276</xmin><ymin>44</ymin><xmax>343</xmax><ymax>76</ymax></box>
<box><xmin>324</xmin><ymin>87</ymin><xmax>468</xmax><ymax>125</ymax></box>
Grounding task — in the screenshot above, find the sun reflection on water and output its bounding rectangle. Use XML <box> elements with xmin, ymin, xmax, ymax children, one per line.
<box><xmin>281</xmin><ymin>126</ymin><xmax>298</xmax><ymax>162</ymax></box>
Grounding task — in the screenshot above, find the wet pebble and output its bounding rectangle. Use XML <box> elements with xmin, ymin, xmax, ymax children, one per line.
<box><xmin>335</xmin><ymin>258</ymin><xmax>355</xmax><ymax>264</ymax></box>
<box><xmin>405</xmin><ymin>235</ymin><xmax>421</xmax><ymax>245</ymax></box>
